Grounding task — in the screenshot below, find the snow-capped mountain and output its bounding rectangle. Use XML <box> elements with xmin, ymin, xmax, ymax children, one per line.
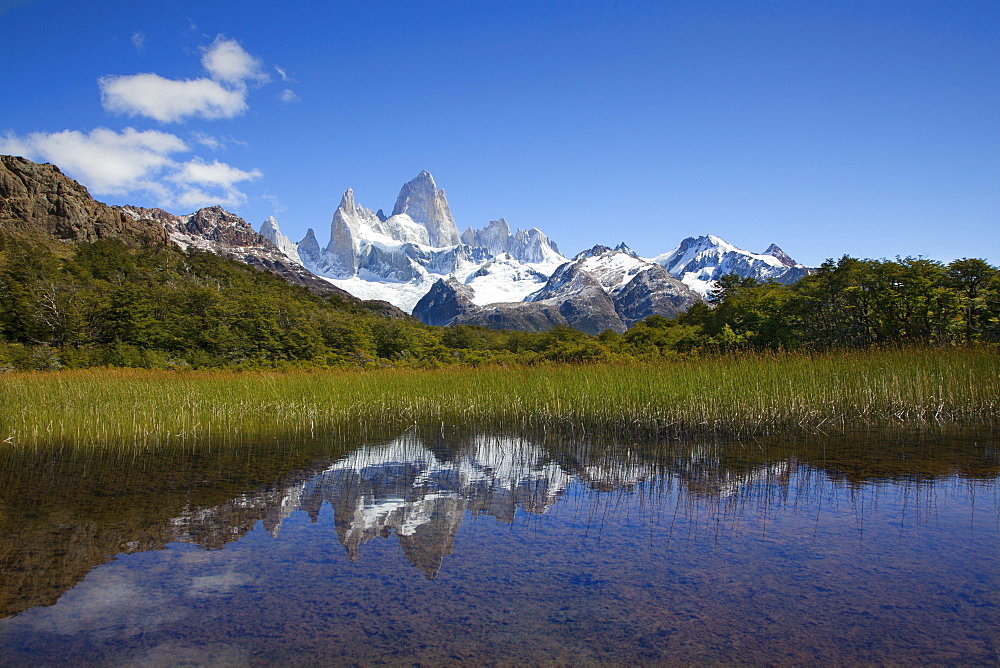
<box><xmin>461</xmin><ymin>217</ymin><xmax>564</xmax><ymax>265</ymax></box>
<box><xmin>526</xmin><ymin>243</ymin><xmax>702</xmax><ymax>329</ymax></box>
<box><xmin>413</xmin><ymin>244</ymin><xmax>701</xmax><ymax>334</ymax></box>
<box><xmin>652</xmin><ymin>234</ymin><xmax>810</xmax><ymax>297</ymax></box>
<box><xmin>253</xmin><ymin>172</ymin><xmax>811</xmax><ymax>330</ymax></box>
<box><xmin>261</xmin><ymin>171</ymin><xmax>567</xmax><ymax>313</ymax></box>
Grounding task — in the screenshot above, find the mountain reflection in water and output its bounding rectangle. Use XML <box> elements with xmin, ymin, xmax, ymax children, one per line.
<box><xmin>1</xmin><ymin>427</ymin><xmax>997</xmax><ymax>664</ymax></box>
<box><xmin>154</xmin><ymin>436</ymin><xmax>817</xmax><ymax>579</ymax></box>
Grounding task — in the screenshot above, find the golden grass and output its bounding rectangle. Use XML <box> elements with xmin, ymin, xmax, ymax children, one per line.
<box><xmin>1</xmin><ymin>346</ymin><xmax>997</xmax><ymax>448</ymax></box>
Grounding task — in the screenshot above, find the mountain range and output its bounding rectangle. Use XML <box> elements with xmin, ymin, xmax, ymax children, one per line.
<box><xmin>1</xmin><ymin>155</ymin><xmax>811</xmax><ymax>334</ymax></box>
<box><xmin>255</xmin><ymin>169</ymin><xmax>810</xmax><ymax>332</ymax></box>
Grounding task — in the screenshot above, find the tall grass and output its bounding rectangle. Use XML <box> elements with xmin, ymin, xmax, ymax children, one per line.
<box><xmin>1</xmin><ymin>346</ymin><xmax>997</xmax><ymax>448</ymax></box>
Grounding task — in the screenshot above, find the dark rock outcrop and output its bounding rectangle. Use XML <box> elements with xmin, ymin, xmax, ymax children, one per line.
<box><xmin>414</xmin><ymin>279</ymin><xmax>625</xmax><ymax>335</ymax></box>
<box><xmin>412</xmin><ymin>277</ymin><xmax>476</xmax><ymax>327</ymax></box>
<box><xmin>613</xmin><ymin>265</ymin><xmax>699</xmax><ymax>327</ymax></box>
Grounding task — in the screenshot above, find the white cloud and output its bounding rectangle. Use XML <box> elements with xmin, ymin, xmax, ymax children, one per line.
<box><xmin>261</xmin><ymin>192</ymin><xmax>285</xmax><ymax>214</ymax></box>
<box><xmin>170</xmin><ymin>158</ymin><xmax>261</xmax><ymax>188</ymax></box>
<box><xmin>2</xmin><ymin>34</ymin><xmax>269</xmax><ymax>210</ymax></box>
<box><xmin>99</xmin><ymin>35</ymin><xmax>269</xmax><ymax>124</ymax></box>
<box><xmin>274</xmin><ymin>65</ymin><xmax>293</xmax><ymax>82</ymax></box>
<box><xmin>191</xmin><ymin>132</ymin><xmax>222</xmax><ymax>150</ymax></box>
<box><xmin>189</xmin><ymin>132</ymin><xmax>250</xmax><ymax>151</ymax></box>
<box><xmin>201</xmin><ymin>36</ymin><xmax>267</xmax><ymax>85</ymax></box>
<box><xmin>278</xmin><ymin>88</ymin><xmax>300</xmax><ymax>104</ymax></box>
<box><xmin>0</xmin><ymin>127</ymin><xmax>261</xmax><ymax>211</ymax></box>
<box><xmin>0</xmin><ymin>127</ymin><xmax>186</xmax><ymax>194</ymax></box>
<box><xmin>100</xmin><ymin>73</ymin><xmax>248</xmax><ymax>123</ymax></box>
<box><xmin>169</xmin><ymin>159</ymin><xmax>261</xmax><ymax>209</ymax></box>
<box><xmin>175</xmin><ymin>186</ymin><xmax>240</xmax><ymax>209</ymax></box>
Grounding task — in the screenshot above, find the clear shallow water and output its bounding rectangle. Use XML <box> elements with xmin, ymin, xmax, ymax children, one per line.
<box><xmin>1</xmin><ymin>428</ymin><xmax>998</xmax><ymax>664</ymax></box>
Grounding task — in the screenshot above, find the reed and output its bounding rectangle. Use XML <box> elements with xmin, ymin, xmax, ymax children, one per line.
<box><xmin>1</xmin><ymin>346</ymin><xmax>997</xmax><ymax>448</ymax></box>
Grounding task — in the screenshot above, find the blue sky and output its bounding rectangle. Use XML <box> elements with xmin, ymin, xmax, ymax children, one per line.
<box><xmin>1</xmin><ymin>0</ymin><xmax>997</xmax><ymax>266</ymax></box>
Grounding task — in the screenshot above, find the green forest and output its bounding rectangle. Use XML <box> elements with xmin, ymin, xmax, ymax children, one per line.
<box><xmin>1</xmin><ymin>230</ymin><xmax>997</xmax><ymax>371</ymax></box>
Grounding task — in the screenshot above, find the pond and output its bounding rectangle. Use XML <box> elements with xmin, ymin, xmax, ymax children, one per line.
<box><xmin>1</xmin><ymin>426</ymin><xmax>998</xmax><ymax>664</ymax></box>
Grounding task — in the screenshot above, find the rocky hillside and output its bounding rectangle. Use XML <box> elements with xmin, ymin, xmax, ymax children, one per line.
<box><xmin>0</xmin><ymin>155</ymin><xmax>167</xmax><ymax>244</ymax></box>
<box><xmin>116</xmin><ymin>204</ymin><xmax>383</xmax><ymax>306</ymax></box>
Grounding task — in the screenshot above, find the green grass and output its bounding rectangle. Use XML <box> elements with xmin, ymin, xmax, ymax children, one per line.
<box><xmin>1</xmin><ymin>346</ymin><xmax>997</xmax><ymax>448</ymax></box>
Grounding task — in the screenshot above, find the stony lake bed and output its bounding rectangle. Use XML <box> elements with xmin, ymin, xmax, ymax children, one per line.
<box><xmin>1</xmin><ymin>425</ymin><xmax>997</xmax><ymax>665</ymax></box>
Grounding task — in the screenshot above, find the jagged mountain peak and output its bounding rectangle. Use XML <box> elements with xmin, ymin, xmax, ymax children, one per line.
<box><xmin>574</xmin><ymin>244</ymin><xmax>615</xmax><ymax>260</ymax></box>
<box><xmin>390</xmin><ymin>170</ymin><xmax>460</xmax><ymax>247</ymax></box>
<box><xmin>762</xmin><ymin>243</ymin><xmax>796</xmax><ymax>267</ymax></box>
<box><xmin>460</xmin><ymin>219</ymin><xmax>564</xmax><ymax>268</ymax></box>
<box><xmin>485</xmin><ymin>218</ymin><xmax>511</xmax><ymax>234</ymax></box>
<box><xmin>678</xmin><ymin>234</ymin><xmax>738</xmax><ymax>254</ymax></box>
<box><xmin>259</xmin><ymin>216</ymin><xmax>301</xmax><ymax>264</ymax></box>
<box><xmin>194</xmin><ymin>204</ymin><xmax>230</xmax><ymax>216</ymax></box>
<box><xmin>259</xmin><ymin>215</ymin><xmax>280</xmax><ymax>239</ymax></box>
<box><xmin>339</xmin><ymin>187</ymin><xmax>356</xmax><ymax>210</ymax></box>
<box><xmin>576</xmin><ymin>242</ymin><xmax>637</xmax><ymax>259</ymax></box>
<box><xmin>125</xmin><ymin>203</ymin><xmax>263</xmax><ymax>249</ymax></box>
<box><xmin>614</xmin><ymin>242</ymin><xmax>638</xmax><ymax>257</ymax></box>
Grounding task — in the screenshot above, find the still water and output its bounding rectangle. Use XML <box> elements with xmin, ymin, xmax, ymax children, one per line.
<box><xmin>1</xmin><ymin>427</ymin><xmax>998</xmax><ymax>664</ymax></box>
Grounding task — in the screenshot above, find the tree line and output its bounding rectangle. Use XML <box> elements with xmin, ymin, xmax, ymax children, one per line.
<box><xmin>0</xmin><ymin>232</ymin><xmax>996</xmax><ymax>370</ymax></box>
<box><xmin>681</xmin><ymin>255</ymin><xmax>999</xmax><ymax>349</ymax></box>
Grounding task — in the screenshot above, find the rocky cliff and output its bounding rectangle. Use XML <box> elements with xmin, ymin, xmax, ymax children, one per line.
<box><xmin>0</xmin><ymin>155</ymin><xmax>167</xmax><ymax>244</ymax></box>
